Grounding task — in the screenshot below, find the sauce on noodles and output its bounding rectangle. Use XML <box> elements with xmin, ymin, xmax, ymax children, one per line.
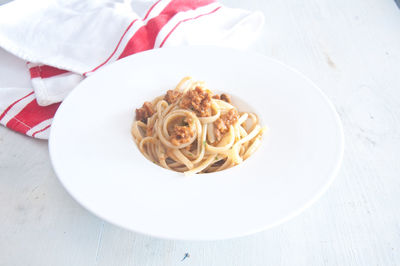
<box><xmin>131</xmin><ymin>77</ymin><xmax>266</xmax><ymax>175</ymax></box>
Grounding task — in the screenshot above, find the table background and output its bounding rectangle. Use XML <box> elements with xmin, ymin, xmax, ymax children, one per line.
<box><xmin>1</xmin><ymin>0</ymin><xmax>400</xmax><ymax>265</ymax></box>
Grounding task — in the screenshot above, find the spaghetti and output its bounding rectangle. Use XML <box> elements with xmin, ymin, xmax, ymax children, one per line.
<box><xmin>131</xmin><ymin>77</ymin><xmax>266</xmax><ymax>175</ymax></box>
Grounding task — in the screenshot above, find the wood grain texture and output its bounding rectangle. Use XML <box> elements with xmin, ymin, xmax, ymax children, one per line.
<box><xmin>1</xmin><ymin>0</ymin><xmax>400</xmax><ymax>265</ymax></box>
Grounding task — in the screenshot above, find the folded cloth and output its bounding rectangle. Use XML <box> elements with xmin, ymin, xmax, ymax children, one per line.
<box><xmin>0</xmin><ymin>0</ymin><xmax>264</xmax><ymax>139</ymax></box>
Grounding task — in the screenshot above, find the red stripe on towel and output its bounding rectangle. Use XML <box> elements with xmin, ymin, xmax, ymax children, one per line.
<box><xmin>0</xmin><ymin>92</ymin><xmax>34</xmax><ymax>121</ymax></box>
<box><xmin>159</xmin><ymin>6</ymin><xmax>221</xmax><ymax>47</ymax></box>
<box><xmin>143</xmin><ymin>0</ymin><xmax>163</xmax><ymax>20</ymax></box>
<box><xmin>83</xmin><ymin>19</ymin><xmax>139</xmax><ymax>76</ymax></box>
<box><xmin>32</xmin><ymin>124</ymin><xmax>51</xmax><ymax>137</ymax></box>
<box><xmin>29</xmin><ymin>65</ymin><xmax>70</xmax><ymax>79</ymax></box>
<box><xmin>83</xmin><ymin>0</ymin><xmax>165</xmax><ymax>75</ymax></box>
<box><xmin>118</xmin><ymin>0</ymin><xmax>216</xmax><ymax>59</ymax></box>
<box><xmin>6</xmin><ymin>99</ymin><xmax>60</xmax><ymax>134</ymax></box>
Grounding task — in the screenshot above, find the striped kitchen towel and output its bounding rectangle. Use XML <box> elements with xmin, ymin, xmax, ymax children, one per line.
<box><xmin>0</xmin><ymin>0</ymin><xmax>264</xmax><ymax>139</ymax></box>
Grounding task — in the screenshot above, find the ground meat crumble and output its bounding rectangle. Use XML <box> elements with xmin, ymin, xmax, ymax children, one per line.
<box><xmin>212</xmin><ymin>93</ymin><xmax>231</xmax><ymax>103</ymax></box>
<box><xmin>135</xmin><ymin>102</ymin><xmax>154</xmax><ymax>123</ymax></box>
<box><xmin>164</xmin><ymin>90</ymin><xmax>183</xmax><ymax>104</ymax></box>
<box><xmin>170</xmin><ymin>124</ymin><xmax>194</xmax><ymax>146</ymax></box>
<box><xmin>180</xmin><ymin>86</ymin><xmax>212</xmax><ymax>117</ymax></box>
<box><xmin>214</xmin><ymin>109</ymin><xmax>239</xmax><ymax>141</ymax></box>
<box><xmin>220</xmin><ymin>93</ymin><xmax>231</xmax><ymax>103</ymax></box>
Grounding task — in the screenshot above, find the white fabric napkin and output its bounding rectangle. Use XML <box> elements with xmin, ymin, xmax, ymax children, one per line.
<box><xmin>0</xmin><ymin>0</ymin><xmax>264</xmax><ymax>138</ymax></box>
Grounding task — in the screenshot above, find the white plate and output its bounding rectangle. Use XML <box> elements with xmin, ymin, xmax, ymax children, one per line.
<box><xmin>49</xmin><ymin>46</ymin><xmax>344</xmax><ymax>240</ymax></box>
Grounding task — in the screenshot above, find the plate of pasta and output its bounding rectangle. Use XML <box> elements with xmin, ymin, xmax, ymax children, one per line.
<box><xmin>131</xmin><ymin>76</ymin><xmax>267</xmax><ymax>175</ymax></box>
<box><xmin>49</xmin><ymin>46</ymin><xmax>344</xmax><ymax>240</ymax></box>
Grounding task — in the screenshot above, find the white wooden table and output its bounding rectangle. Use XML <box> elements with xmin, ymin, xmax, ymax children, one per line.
<box><xmin>1</xmin><ymin>0</ymin><xmax>400</xmax><ymax>265</ymax></box>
